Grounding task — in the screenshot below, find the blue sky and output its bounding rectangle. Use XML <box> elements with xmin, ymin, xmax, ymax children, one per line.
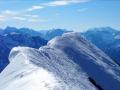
<box><xmin>0</xmin><ymin>0</ymin><xmax>120</xmax><ymax>31</ymax></box>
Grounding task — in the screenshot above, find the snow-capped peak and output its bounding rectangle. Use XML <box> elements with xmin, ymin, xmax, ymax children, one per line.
<box><xmin>0</xmin><ymin>32</ymin><xmax>120</xmax><ymax>90</ymax></box>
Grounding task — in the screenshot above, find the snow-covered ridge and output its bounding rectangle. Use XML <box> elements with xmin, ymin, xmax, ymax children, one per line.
<box><xmin>0</xmin><ymin>46</ymin><xmax>96</xmax><ymax>89</ymax></box>
<box><xmin>0</xmin><ymin>32</ymin><xmax>120</xmax><ymax>90</ymax></box>
<box><xmin>82</xmin><ymin>27</ymin><xmax>120</xmax><ymax>65</ymax></box>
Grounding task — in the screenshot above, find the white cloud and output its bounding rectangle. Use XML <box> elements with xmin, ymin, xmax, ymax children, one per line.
<box><xmin>78</xmin><ymin>8</ymin><xmax>88</xmax><ymax>12</ymax></box>
<box><xmin>27</xmin><ymin>6</ymin><xmax>44</xmax><ymax>11</ymax></box>
<box><xmin>0</xmin><ymin>15</ymin><xmax>4</xmax><ymax>18</ymax></box>
<box><xmin>0</xmin><ymin>9</ymin><xmax>42</xmax><ymax>22</ymax></box>
<box><xmin>1</xmin><ymin>10</ymin><xmax>16</xmax><ymax>15</ymax></box>
<box><xmin>43</xmin><ymin>0</ymin><xmax>90</xmax><ymax>6</ymax></box>
<box><xmin>28</xmin><ymin>19</ymin><xmax>39</xmax><ymax>22</ymax></box>
<box><xmin>0</xmin><ymin>18</ymin><xmax>5</xmax><ymax>21</ymax></box>
<box><xmin>44</xmin><ymin>1</ymin><xmax>69</xmax><ymax>6</ymax></box>
<box><xmin>0</xmin><ymin>0</ymin><xmax>90</xmax><ymax>22</ymax></box>
<box><xmin>27</xmin><ymin>0</ymin><xmax>90</xmax><ymax>11</ymax></box>
<box><xmin>0</xmin><ymin>15</ymin><xmax>5</xmax><ymax>21</ymax></box>
<box><xmin>13</xmin><ymin>17</ymin><xmax>26</xmax><ymax>21</ymax></box>
<box><xmin>0</xmin><ymin>10</ymin><xmax>16</xmax><ymax>21</ymax></box>
<box><xmin>28</xmin><ymin>18</ymin><xmax>48</xmax><ymax>22</ymax></box>
<box><xmin>25</xmin><ymin>14</ymin><xmax>39</xmax><ymax>18</ymax></box>
<box><xmin>0</xmin><ymin>10</ymin><xmax>17</xmax><ymax>18</ymax></box>
<box><xmin>24</xmin><ymin>14</ymin><xmax>48</xmax><ymax>22</ymax></box>
<box><xmin>0</xmin><ymin>10</ymin><xmax>19</xmax><ymax>21</ymax></box>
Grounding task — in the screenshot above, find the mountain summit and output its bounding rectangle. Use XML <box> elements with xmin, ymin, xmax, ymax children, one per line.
<box><xmin>0</xmin><ymin>32</ymin><xmax>120</xmax><ymax>90</ymax></box>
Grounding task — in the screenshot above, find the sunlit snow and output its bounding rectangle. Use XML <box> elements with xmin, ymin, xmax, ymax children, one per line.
<box><xmin>0</xmin><ymin>32</ymin><xmax>120</xmax><ymax>90</ymax></box>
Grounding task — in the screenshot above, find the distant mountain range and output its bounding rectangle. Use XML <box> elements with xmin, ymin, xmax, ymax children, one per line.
<box><xmin>0</xmin><ymin>27</ymin><xmax>47</xmax><ymax>72</ymax></box>
<box><xmin>1</xmin><ymin>26</ymin><xmax>120</xmax><ymax>73</ymax></box>
<box><xmin>82</xmin><ymin>27</ymin><xmax>120</xmax><ymax>65</ymax></box>
<box><xmin>0</xmin><ymin>26</ymin><xmax>120</xmax><ymax>89</ymax></box>
<box><xmin>0</xmin><ymin>26</ymin><xmax>42</xmax><ymax>37</ymax></box>
<box><xmin>41</xmin><ymin>29</ymin><xmax>71</xmax><ymax>40</ymax></box>
<box><xmin>0</xmin><ymin>27</ymin><xmax>70</xmax><ymax>72</ymax></box>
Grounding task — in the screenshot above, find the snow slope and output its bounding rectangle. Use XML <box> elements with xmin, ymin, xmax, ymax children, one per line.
<box><xmin>0</xmin><ymin>32</ymin><xmax>120</xmax><ymax>90</ymax></box>
<box><xmin>82</xmin><ymin>27</ymin><xmax>120</xmax><ymax>65</ymax></box>
<box><xmin>0</xmin><ymin>47</ymin><xmax>96</xmax><ymax>90</ymax></box>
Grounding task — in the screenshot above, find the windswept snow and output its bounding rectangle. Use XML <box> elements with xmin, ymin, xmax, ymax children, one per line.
<box><xmin>0</xmin><ymin>46</ymin><xmax>96</xmax><ymax>90</ymax></box>
<box><xmin>0</xmin><ymin>32</ymin><xmax>120</xmax><ymax>90</ymax></box>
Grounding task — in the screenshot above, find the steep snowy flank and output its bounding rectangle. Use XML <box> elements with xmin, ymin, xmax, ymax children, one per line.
<box><xmin>0</xmin><ymin>32</ymin><xmax>120</xmax><ymax>90</ymax></box>
<box><xmin>82</xmin><ymin>27</ymin><xmax>120</xmax><ymax>65</ymax></box>
<box><xmin>48</xmin><ymin>32</ymin><xmax>120</xmax><ymax>90</ymax></box>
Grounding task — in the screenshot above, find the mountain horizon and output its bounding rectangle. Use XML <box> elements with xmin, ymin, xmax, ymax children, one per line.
<box><xmin>0</xmin><ymin>0</ymin><xmax>120</xmax><ymax>90</ymax></box>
